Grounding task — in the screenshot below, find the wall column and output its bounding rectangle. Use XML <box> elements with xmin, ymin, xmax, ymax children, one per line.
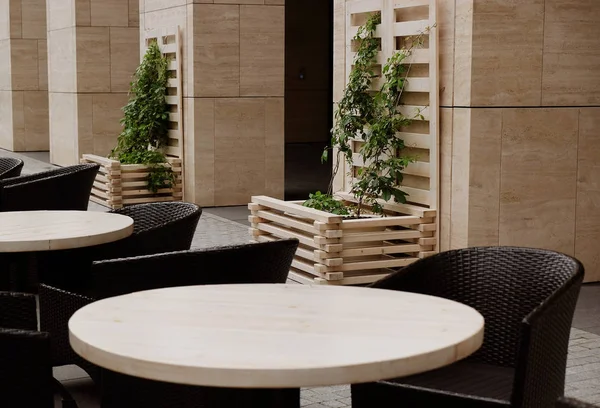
<box><xmin>141</xmin><ymin>0</ymin><xmax>285</xmax><ymax>207</ymax></box>
<box><xmin>46</xmin><ymin>0</ymin><xmax>140</xmax><ymax>165</ymax></box>
<box><xmin>439</xmin><ymin>0</ymin><xmax>600</xmax><ymax>281</ymax></box>
<box><xmin>0</xmin><ymin>0</ymin><xmax>49</xmax><ymax>152</ymax></box>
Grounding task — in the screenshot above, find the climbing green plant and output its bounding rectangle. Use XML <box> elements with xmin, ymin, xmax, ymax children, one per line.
<box><xmin>306</xmin><ymin>12</ymin><xmax>430</xmax><ymax>217</ymax></box>
<box><xmin>110</xmin><ymin>42</ymin><xmax>175</xmax><ymax>193</ymax></box>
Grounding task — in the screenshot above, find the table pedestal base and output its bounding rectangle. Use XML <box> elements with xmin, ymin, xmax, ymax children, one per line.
<box><xmin>100</xmin><ymin>370</ymin><xmax>301</xmax><ymax>408</ymax></box>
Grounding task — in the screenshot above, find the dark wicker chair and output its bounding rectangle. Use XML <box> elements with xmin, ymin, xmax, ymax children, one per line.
<box><xmin>352</xmin><ymin>247</ymin><xmax>584</xmax><ymax>408</ymax></box>
<box><xmin>39</xmin><ymin>238</ymin><xmax>299</xmax><ymax>389</ymax></box>
<box><xmin>91</xmin><ymin>202</ymin><xmax>202</xmax><ymax>261</ymax></box>
<box><xmin>0</xmin><ymin>291</ymin><xmax>76</xmax><ymax>408</ymax></box>
<box><xmin>0</xmin><ymin>157</ymin><xmax>24</xmax><ymax>180</ymax></box>
<box><xmin>34</xmin><ymin>201</ymin><xmax>202</xmax><ymax>294</ymax></box>
<box><xmin>557</xmin><ymin>398</ymin><xmax>599</xmax><ymax>408</ymax></box>
<box><xmin>0</xmin><ymin>163</ymin><xmax>99</xmax><ymax>211</ymax></box>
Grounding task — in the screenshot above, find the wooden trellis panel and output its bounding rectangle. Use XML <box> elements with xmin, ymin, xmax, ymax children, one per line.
<box><xmin>343</xmin><ymin>0</ymin><xmax>439</xmax><ymax>212</ymax></box>
<box><xmin>144</xmin><ymin>27</ymin><xmax>184</xmax><ymax>162</ymax></box>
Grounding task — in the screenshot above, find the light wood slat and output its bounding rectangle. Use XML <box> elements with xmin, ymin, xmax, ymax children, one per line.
<box><xmin>393</xmin><ymin>20</ymin><xmax>430</xmax><ymax>37</ymax></box>
<box><xmin>404</xmin><ymin>48</ymin><xmax>429</xmax><ymax>64</ymax></box>
<box><xmin>346</xmin><ymin>25</ymin><xmax>383</xmax><ymax>41</ymax></box>
<box><xmin>288</xmin><ymin>269</ymin><xmax>321</xmax><ymax>285</ymax></box>
<box><xmin>398</xmin><ymin>105</ymin><xmax>430</xmax><ymax>121</ymax></box>
<box><xmin>92</xmin><ymin>181</ymin><xmax>108</xmax><ymax>191</ymax></box>
<box><xmin>317</xmin><ymin>257</ymin><xmax>417</xmax><ymax>273</ymax></box>
<box><xmin>252</xmin><ymin>196</ymin><xmax>343</xmax><ymax>224</ymax></box>
<box><xmin>342</xmin><ymin>230</ymin><xmax>421</xmax><ymax>243</ymax></box>
<box><xmin>82</xmin><ymin>154</ymin><xmax>119</xmax><ymax>168</ymax></box>
<box><xmin>167</xmin><ymin>61</ymin><xmax>177</xmax><ymax>71</ymax></box>
<box><xmin>341</xmin><ymin>216</ymin><xmax>424</xmax><ymax>229</ymax></box>
<box><xmin>255</xmin><ymin>222</ymin><xmax>317</xmax><ymax>249</ymax></box>
<box><xmin>399</xmin><ymin>132</ymin><xmax>430</xmax><ymax>149</ymax></box>
<box><xmin>166</xmin><ymin>96</ymin><xmax>178</xmax><ymax>105</ymax></box>
<box><xmin>168</xmin><ymin>112</ymin><xmax>179</xmax><ymax>122</ymax></box>
<box><xmin>313</xmin><ymin>271</ymin><xmax>391</xmax><ymax>286</ymax></box>
<box><xmin>165</xmin><ymin>146</ymin><xmax>180</xmax><ymax>156</ymax></box>
<box><xmin>121</xmin><ymin>188</ymin><xmax>175</xmax><ymax>196</ymax></box>
<box><xmin>167</xmin><ymin>78</ymin><xmax>178</xmax><ymax>88</ymax></box>
<box><xmin>348</xmin><ymin>51</ymin><xmax>385</xmax><ymax>65</ymax></box>
<box><xmin>347</xmin><ymin>0</ymin><xmax>383</xmax><ymax>15</ymax></box>
<box><xmin>91</xmin><ymin>188</ymin><xmax>109</xmax><ymax>200</ymax></box>
<box><xmin>335</xmin><ymin>192</ymin><xmax>436</xmax><ymax>218</ymax></box>
<box><xmin>340</xmin><ymin>244</ymin><xmax>421</xmax><ymax>257</ymax></box>
<box><xmin>403</xmin><ymin>161</ymin><xmax>430</xmax><ymax>177</ymax></box>
<box><xmin>392</xmin><ymin>0</ymin><xmax>429</xmax><ymax>8</ymax></box>
<box><xmin>122</xmin><ymin>196</ymin><xmax>176</xmax><ymax>205</ymax></box>
<box><xmin>403</xmin><ymin>186</ymin><xmax>431</xmax><ymax>205</ymax></box>
<box><xmin>89</xmin><ymin>195</ymin><xmax>118</xmax><ymax>208</ymax></box>
<box><xmin>404</xmin><ymin>77</ymin><xmax>429</xmax><ymax>93</ymax></box>
<box><xmin>122</xmin><ymin>181</ymin><xmax>151</xmax><ymax>188</ymax></box>
<box><xmin>295</xmin><ymin>246</ymin><xmax>319</xmax><ymax>263</ymax></box>
<box><xmin>254</xmin><ymin>210</ymin><xmax>324</xmax><ymax>236</ymax></box>
<box><xmin>162</xmin><ymin>43</ymin><xmax>177</xmax><ymax>54</ymax></box>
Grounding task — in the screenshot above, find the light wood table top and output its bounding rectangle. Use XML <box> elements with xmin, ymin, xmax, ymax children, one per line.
<box><xmin>69</xmin><ymin>284</ymin><xmax>484</xmax><ymax>388</ymax></box>
<box><xmin>0</xmin><ymin>211</ymin><xmax>134</xmax><ymax>252</ymax></box>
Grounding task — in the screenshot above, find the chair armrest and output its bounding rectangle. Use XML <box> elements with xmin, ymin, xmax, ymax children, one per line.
<box><xmin>512</xmin><ymin>271</ymin><xmax>583</xmax><ymax>408</ymax></box>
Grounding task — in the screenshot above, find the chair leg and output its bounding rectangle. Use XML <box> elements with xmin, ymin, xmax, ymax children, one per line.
<box><xmin>53</xmin><ymin>378</ymin><xmax>79</xmax><ymax>408</ymax></box>
<box><xmin>245</xmin><ymin>388</ymin><xmax>301</xmax><ymax>408</ymax></box>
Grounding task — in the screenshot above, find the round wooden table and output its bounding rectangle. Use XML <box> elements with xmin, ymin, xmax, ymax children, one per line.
<box><xmin>0</xmin><ymin>211</ymin><xmax>134</xmax><ymax>252</ymax></box>
<box><xmin>69</xmin><ymin>284</ymin><xmax>484</xmax><ymax>407</ymax></box>
<box><xmin>0</xmin><ymin>211</ymin><xmax>133</xmax><ymax>291</ymax></box>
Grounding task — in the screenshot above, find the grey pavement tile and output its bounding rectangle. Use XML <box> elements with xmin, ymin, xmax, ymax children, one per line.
<box><xmin>203</xmin><ymin>206</ymin><xmax>250</xmax><ymax>222</ymax></box>
<box><xmin>53</xmin><ymin>365</ymin><xmax>89</xmax><ymax>381</ymax></box>
<box><xmin>322</xmin><ymin>400</ymin><xmax>347</xmax><ymax>407</ymax></box>
<box><xmin>56</xmin><ymin>377</ymin><xmax>100</xmax><ymax>408</ymax></box>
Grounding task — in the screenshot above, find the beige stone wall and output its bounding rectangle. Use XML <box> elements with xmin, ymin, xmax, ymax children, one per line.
<box><xmin>0</xmin><ymin>0</ymin><xmax>49</xmax><ymax>151</ymax></box>
<box><xmin>439</xmin><ymin>0</ymin><xmax>600</xmax><ymax>281</ymax></box>
<box><xmin>47</xmin><ymin>0</ymin><xmax>139</xmax><ymax>165</ymax></box>
<box><xmin>141</xmin><ymin>0</ymin><xmax>285</xmax><ymax>206</ymax></box>
<box><xmin>333</xmin><ymin>0</ymin><xmax>600</xmax><ymax>280</ymax></box>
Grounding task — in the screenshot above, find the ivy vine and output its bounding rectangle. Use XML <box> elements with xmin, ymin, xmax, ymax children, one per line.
<box><xmin>110</xmin><ymin>42</ymin><xmax>175</xmax><ymax>193</ymax></box>
<box><xmin>307</xmin><ymin>12</ymin><xmax>430</xmax><ymax>217</ymax></box>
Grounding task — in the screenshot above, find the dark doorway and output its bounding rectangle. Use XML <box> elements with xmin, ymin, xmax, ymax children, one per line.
<box><xmin>284</xmin><ymin>0</ymin><xmax>334</xmax><ymax>201</ymax></box>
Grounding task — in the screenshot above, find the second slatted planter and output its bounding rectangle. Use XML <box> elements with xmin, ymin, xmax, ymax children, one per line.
<box><xmin>82</xmin><ymin>154</ymin><xmax>183</xmax><ymax>210</ymax></box>
<box><xmin>249</xmin><ymin>195</ymin><xmax>437</xmax><ymax>285</ymax></box>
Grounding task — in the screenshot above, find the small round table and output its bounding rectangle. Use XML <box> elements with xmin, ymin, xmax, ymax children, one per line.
<box><xmin>69</xmin><ymin>284</ymin><xmax>484</xmax><ymax>407</ymax></box>
<box><xmin>0</xmin><ymin>211</ymin><xmax>133</xmax><ymax>252</ymax></box>
<box><xmin>0</xmin><ymin>211</ymin><xmax>133</xmax><ymax>291</ymax></box>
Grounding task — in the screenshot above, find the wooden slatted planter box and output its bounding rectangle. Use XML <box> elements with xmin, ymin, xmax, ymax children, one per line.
<box><xmin>81</xmin><ymin>154</ymin><xmax>183</xmax><ymax>210</ymax></box>
<box><xmin>249</xmin><ymin>195</ymin><xmax>437</xmax><ymax>286</ymax></box>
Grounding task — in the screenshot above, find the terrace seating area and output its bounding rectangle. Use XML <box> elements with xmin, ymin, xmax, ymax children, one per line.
<box><xmin>1</xmin><ymin>150</ymin><xmax>600</xmax><ymax>408</ymax></box>
<box><xmin>2</xmin><ymin>0</ymin><xmax>600</xmax><ymax>406</ymax></box>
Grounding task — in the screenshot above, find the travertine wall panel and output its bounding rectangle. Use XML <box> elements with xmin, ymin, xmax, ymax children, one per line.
<box><xmin>419</xmin><ymin>0</ymin><xmax>600</xmax><ymax>281</ymax></box>
<box><xmin>498</xmin><ymin>109</ymin><xmax>578</xmax><ymax>253</ymax></box>
<box><xmin>543</xmin><ymin>0</ymin><xmax>600</xmax><ymax>105</ymax></box>
<box><xmin>576</xmin><ymin>108</ymin><xmax>600</xmax><ymax>282</ymax></box>
<box><xmin>0</xmin><ymin>0</ymin><xmax>48</xmax><ymax>151</ymax></box>
<box><xmin>470</xmin><ymin>0</ymin><xmax>544</xmax><ymax>106</ymax></box>
<box><xmin>438</xmin><ymin>107</ymin><xmax>453</xmax><ymax>251</ymax></box>
<box><xmin>47</xmin><ymin>0</ymin><xmax>139</xmax><ymax>165</ymax></box>
<box><xmin>467</xmin><ymin>108</ymin><xmax>501</xmax><ymax>247</ymax></box>
<box><xmin>193</xmin><ymin>5</ymin><xmax>240</xmax><ymax>97</ymax></box>
<box><xmin>144</xmin><ymin>0</ymin><xmax>285</xmax><ymax>206</ymax></box>
<box><xmin>240</xmin><ymin>5</ymin><xmax>284</xmax><ymax>96</ymax></box>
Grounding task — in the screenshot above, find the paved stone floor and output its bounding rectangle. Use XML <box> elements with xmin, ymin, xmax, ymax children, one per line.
<box><xmin>4</xmin><ymin>149</ymin><xmax>600</xmax><ymax>406</ymax></box>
